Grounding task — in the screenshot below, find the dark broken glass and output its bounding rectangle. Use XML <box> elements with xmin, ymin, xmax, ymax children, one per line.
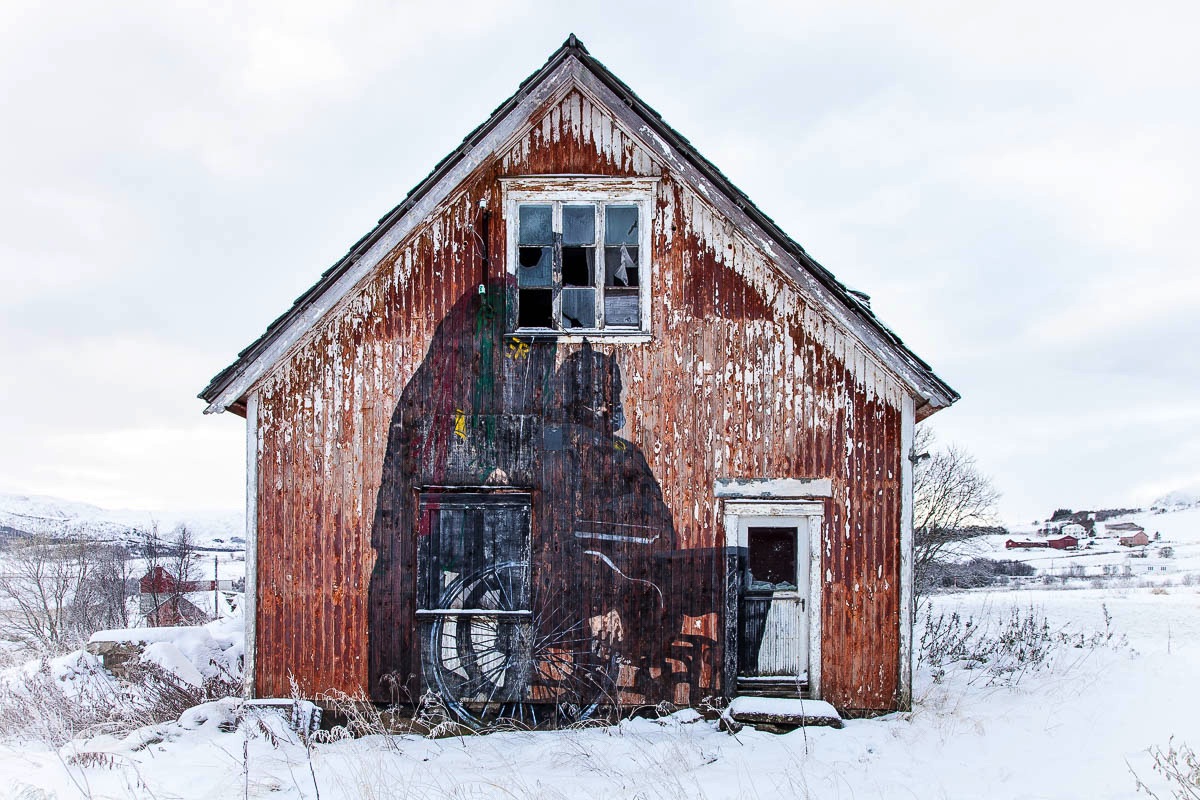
<box><xmin>562</xmin><ymin>247</ymin><xmax>594</xmax><ymax>286</ymax></box>
<box><xmin>604</xmin><ymin>245</ymin><xmax>638</xmax><ymax>286</ymax></box>
<box><xmin>605</xmin><ymin>205</ymin><xmax>638</xmax><ymax>245</ymax></box>
<box><xmin>422</xmin><ymin>495</ymin><xmax>531</xmax><ymax>611</ymax></box>
<box><xmin>561</xmin><ymin>288</ymin><xmax>597</xmax><ymax>329</ymax></box>
<box><xmin>518</xmin><ymin>204</ymin><xmax>553</xmax><ymax>245</ymax></box>
<box><xmin>518</xmin><ymin>288</ymin><xmax>553</xmax><ymax>328</ymax></box>
<box><xmin>563</xmin><ymin>205</ymin><xmax>596</xmax><ymax>246</ymax></box>
<box><xmin>747</xmin><ymin>527</ymin><xmax>797</xmax><ymax>590</ymax></box>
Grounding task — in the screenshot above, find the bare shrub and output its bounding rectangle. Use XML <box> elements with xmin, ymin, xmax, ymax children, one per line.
<box><xmin>1132</xmin><ymin>738</ymin><xmax>1200</xmax><ymax>799</ymax></box>
<box><xmin>0</xmin><ymin>654</ymin><xmax>240</xmax><ymax>746</ymax></box>
<box><xmin>918</xmin><ymin>603</ymin><xmax>1122</xmax><ymax>686</ymax></box>
<box><xmin>313</xmin><ymin>687</ymin><xmax>406</xmax><ymax>746</ymax></box>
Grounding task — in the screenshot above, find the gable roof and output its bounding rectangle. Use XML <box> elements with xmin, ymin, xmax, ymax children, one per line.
<box><xmin>199</xmin><ymin>34</ymin><xmax>958</xmax><ymax>418</ymax></box>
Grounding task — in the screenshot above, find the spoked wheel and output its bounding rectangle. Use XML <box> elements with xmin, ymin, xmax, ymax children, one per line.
<box><xmin>424</xmin><ymin>562</ymin><xmax>618</xmax><ymax>727</ymax></box>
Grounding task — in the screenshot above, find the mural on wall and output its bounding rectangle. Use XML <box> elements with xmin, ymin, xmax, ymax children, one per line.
<box><xmin>367</xmin><ymin>280</ymin><xmax>722</xmax><ymax>723</ymax></box>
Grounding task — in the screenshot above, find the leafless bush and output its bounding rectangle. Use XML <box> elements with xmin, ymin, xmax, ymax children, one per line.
<box><xmin>312</xmin><ymin>687</ymin><xmax>406</xmax><ymax>746</ymax></box>
<box><xmin>918</xmin><ymin>603</ymin><xmax>1121</xmax><ymax>686</ymax></box>
<box><xmin>1132</xmin><ymin>738</ymin><xmax>1200</xmax><ymax>799</ymax></box>
<box><xmin>0</xmin><ymin>654</ymin><xmax>239</xmax><ymax>746</ymax></box>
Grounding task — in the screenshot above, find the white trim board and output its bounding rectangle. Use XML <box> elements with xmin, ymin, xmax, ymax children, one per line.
<box><xmin>715</xmin><ymin>478</ymin><xmax>832</xmax><ymax>499</ymax></box>
<box><xmin>897</xmin><ymin>393</ymin><xmax>916</xmax><ymax>709</ymax></box>
<box><xmin>243</xmin><ymin>391</ymin><xmax>260</xmax><ymax>698</ymax></box>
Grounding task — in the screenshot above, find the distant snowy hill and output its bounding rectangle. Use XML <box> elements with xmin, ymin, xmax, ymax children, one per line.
<box><xmin>1151</xmin><ymin>487</ymin><xmax>1200</xmax><ymax>512</ymax></box>
<box><xmin>0</xmin><ymin>492</ymin><xmax>243</xmax><ymax>551</ymax></box>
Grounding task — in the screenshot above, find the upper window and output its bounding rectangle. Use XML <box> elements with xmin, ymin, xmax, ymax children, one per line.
<box><xmin>503</xmin><ymin>178</ymin><xmax>655</xmax><ymax>337</ymax></box>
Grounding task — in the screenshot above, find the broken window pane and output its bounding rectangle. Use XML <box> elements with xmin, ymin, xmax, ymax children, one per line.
<box><xmin>561</xmin><ymin>288</ymin><xmax>597</xmax><ymax>329</ymax></box>
<box><xmin>746</xmin><ymin>527</ymin><xmax>797</xmax><ymax>591</ymax></box>
<box><xmin>513</xmin><ymin>199</ymin><xmax>645</xmax><ymax>332</ymax></box>
<box><xmin>562</xmin><ymin>247</ymin><xmax>594</xmax><ymax>286</ymax></box>
<box><xmin>604</xmin><ymin>245</ymin><xmax>639</xmax><ymax>287</ymax></box>
<box><xmin>605</xmin><ymin>205</ymin><xmax>638</xmax><ymax>245</ymax></box>
<box><xmin>518</xmin><ymin>246</ymin><xmax>552</xmax><ymax>287</ymax></box>
<box><xmin>518</xmin><ymin>204</ymin><xmax>553</xmax><ymax>245</ymax></box>
<box><xmin>603</xmin><ymin>289</ymin><xmax>639</xmax><ymax>327</ymax></box>
<box><xmin>562</xmin><ymin>205</ymin><xmax>596</xmax><ymax>246</ymax></box>
<box><xmin>518</xmin><ymin>288</ymin><xmax>553</xmax><ymax>328</ymax></box>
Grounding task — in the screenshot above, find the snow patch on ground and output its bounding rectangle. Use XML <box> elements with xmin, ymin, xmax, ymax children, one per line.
<box><xmin>90</xmin><ymin>611</ymin><xmax>245</xmax><ymax>681</ymax></box>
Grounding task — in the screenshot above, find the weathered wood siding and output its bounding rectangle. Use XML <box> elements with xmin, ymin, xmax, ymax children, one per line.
<box><xmin>253</xmin><ymin>85</ymin><xmax>906</xmax><ymax>711</ymax></box>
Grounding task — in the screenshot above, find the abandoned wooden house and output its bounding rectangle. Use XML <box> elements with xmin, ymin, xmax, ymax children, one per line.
<box><xmin>199</xmin><ymin>36</ymin><xmax>958</xmax><ymax>721</ymax></box>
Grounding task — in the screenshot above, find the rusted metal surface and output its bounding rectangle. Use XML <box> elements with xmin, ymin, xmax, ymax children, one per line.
<box><xmin>252</xmin><ymin>84</ymin><xmax>907</xmax><ymax>712</ymax></box>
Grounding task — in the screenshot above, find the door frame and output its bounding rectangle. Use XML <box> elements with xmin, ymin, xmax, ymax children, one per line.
<box><xmin>720</xmin><ymin>491</ymin><xmax>826</xmax><ymax>700</ymax></box>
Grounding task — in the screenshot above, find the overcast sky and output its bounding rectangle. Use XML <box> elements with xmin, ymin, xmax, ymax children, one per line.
<box><xmin>1</xmin><ymin>1</ymin><xmax>1195</xmax><ymax>524</ymax></box>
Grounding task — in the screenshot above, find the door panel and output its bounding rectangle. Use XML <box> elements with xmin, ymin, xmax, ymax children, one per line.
<box><xmin>737</xmin><ymin>516</ymin><xmax>809</xmax><ymax>679</ymax></box>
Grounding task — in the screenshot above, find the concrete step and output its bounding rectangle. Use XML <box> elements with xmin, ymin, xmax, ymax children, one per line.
<box><xmin>728</xmin><ymin>696</ymin><xmax>843</xmax><ymax>730</ymax></box>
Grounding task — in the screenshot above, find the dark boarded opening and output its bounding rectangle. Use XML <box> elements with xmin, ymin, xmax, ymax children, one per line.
<box><xmin>747</xmin><ymin>527</ymin><xmax>796</xmax><ymax>590</ymax></box>
<box><xmin>739</xmin><ymin>525</ymin><xmax>800</xmax><ymax>679</ymax></box>
<box><xmin>417</xmin><ymin>492</ymin><xmax>533</xmax><ymax>706</ymax></box>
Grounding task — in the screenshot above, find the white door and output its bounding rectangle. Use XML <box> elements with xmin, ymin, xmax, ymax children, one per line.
<box><xmin>737</xmin><ymin>516</ymin><xmax>810</xmax><ymax>679</ymax></box>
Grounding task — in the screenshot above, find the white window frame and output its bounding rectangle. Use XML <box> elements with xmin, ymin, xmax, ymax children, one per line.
<box><xmin>501</xmin><ymin>177</ymin><xmax>657</xmax><ymax>341</ymax></box>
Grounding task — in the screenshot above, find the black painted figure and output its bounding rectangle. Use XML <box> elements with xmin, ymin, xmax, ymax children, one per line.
<box><xmin>368</xmin><ymin>283</ymin><xmax>715</xmax><ymax>723</ymax></box>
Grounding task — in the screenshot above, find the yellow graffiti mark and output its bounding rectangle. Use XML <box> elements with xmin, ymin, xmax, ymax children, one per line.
<box><xmin>505</xmin><ymin>339</ymin><xmax>531</xmax><ymax>360</ymax></box>
<box><xmin>613</xmin><ymin>440</ymin><xmax>627</xmax><ymax>452</ymax></box>
<box><xmin>453</xmin><ymin>409</ymin><xmax>467</xmax><ymax>440</ymax></box>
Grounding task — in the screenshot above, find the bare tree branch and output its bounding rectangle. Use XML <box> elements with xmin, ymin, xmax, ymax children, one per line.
<box><xmin>913</xmin><ymin>426</ymin><xmax>1001</xmax><ymax>599</ymax></box>
<box><xmin>0</xmin><ymin>535</ymin><xmax>130</xmax><ymax>651</ymax></box>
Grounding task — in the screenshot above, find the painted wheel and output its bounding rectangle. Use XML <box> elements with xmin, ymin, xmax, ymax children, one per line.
<box><xmin>424</xmin><ymin>562</ymin><xmax>617</xmax><ymax>727</ymax></box>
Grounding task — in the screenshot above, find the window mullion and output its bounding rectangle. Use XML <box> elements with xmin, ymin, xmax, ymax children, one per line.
<box><xmin>596</xmin><ymin>203</ymin><xmax>605</xmax><ymax>330</ymax></box>
<box><xmin>551</xmin><ymin>202</ymin><xmax>563</xmax><ymax>330</ymax></box>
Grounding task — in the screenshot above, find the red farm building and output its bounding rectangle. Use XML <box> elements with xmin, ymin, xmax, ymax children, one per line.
<box><xmin>1007</xmin><ymin>540</ymin><xmax>1050</xmax><ymax>549</ymax></box>
<box><xmin>198</xmin><ymin>36</ymin><xmax>958</xmax><ymax>720</ymax></box>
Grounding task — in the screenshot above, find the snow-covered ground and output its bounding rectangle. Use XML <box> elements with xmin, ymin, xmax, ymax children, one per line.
<box><xmin>0</xmin><ymin>585</ymin><xmax>1196</xmax><ymax>799</ymax></box>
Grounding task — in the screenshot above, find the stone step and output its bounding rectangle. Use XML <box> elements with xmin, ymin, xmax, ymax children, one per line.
<box><xmin>728</xmin><ymin>696</ymin><xmax>843</xmax><ymax>729</ymax></box>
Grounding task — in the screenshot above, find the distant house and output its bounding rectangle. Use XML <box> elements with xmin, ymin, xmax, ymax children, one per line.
<box><xmin>144</xmin><ymin>595</ymin><xmax>209</xmax><ymax>627</ymax></box>
<box><xmin>1048</xmin><ymin>535</ymin><xmax>1078</xmax><ymax>550</ymax></box>
<box><xmin>1106</xmin><ymin>522</ymin><xmax>1145</xmax><ymax>536</ymax></box>
<box><xmin>1060</xmin><ymin>523</ymin><xmax>1086</xmax><ymax>538</ymax></box>
<box><xmin>139</xmin><ymin>566</ymin><xmax>235</xmax><ymax>626</ymax></box>
<box><xmin>1006</xmin><ymin>539</ymin><xmax>1050</xmax><ymax>549</ymax></box>
<box><xmin>1119</xmin><ymin>531</ymin><xmax>1150</xmax><ymax>547</ymax></box>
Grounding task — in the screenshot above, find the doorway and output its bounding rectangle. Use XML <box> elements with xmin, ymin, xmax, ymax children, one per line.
<box><xmin>722</xmin><ymin>499</ymin><xmax>824</xmax><ymax>698</ymax></box>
